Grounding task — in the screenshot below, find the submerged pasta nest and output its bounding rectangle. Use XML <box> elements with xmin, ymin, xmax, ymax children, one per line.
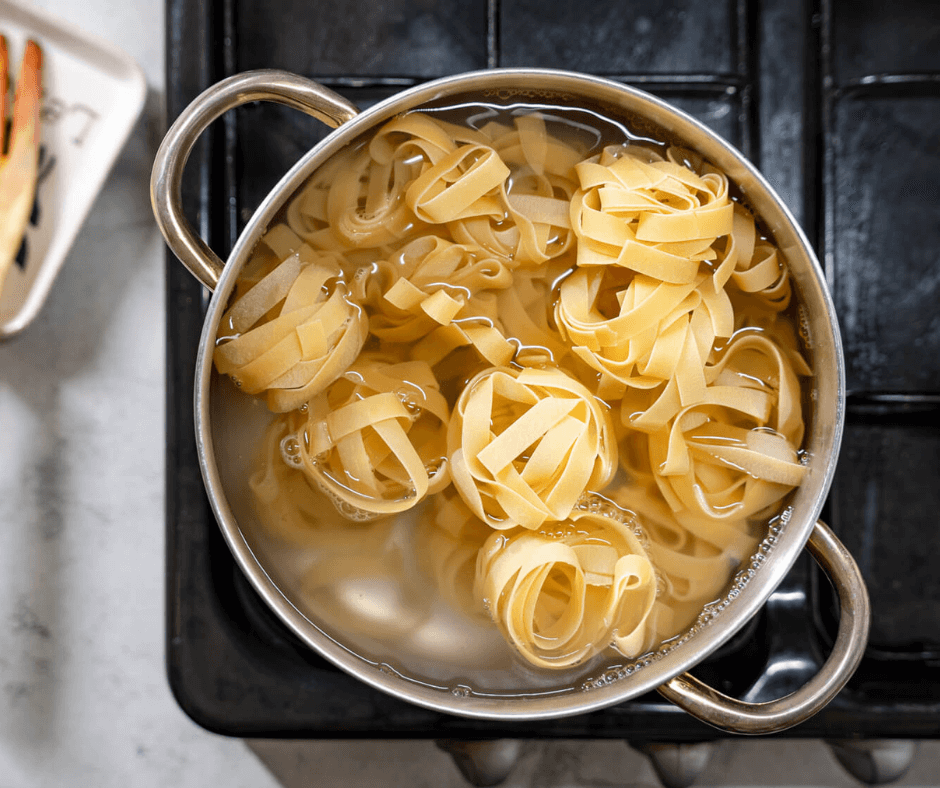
<box><xmin>215</xmin><ymin>108</ymin><xmax>811</xmax><ymax>671</ymax></box>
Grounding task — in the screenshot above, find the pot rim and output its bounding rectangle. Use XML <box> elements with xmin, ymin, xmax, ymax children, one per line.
<box><xmin>192</xmin><ymin>67</ymin><xmax>846</xmax><ymax>721</ymax></box>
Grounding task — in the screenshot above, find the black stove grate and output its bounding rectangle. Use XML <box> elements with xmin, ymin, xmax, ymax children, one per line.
<box><xmin>165</xmin><ymin>0</ymin><xmax>940</xmax><ymax>737</ymax></box>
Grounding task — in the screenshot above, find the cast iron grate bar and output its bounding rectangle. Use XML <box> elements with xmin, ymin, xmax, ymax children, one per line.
<box><xmin>487</xmin><ymin>0</ymin><xmax>499</xmax><ymax>69</ymax></box>
<box><xmin>221</xmin><ymin>0</ymin><xmax>238</xmax><ymax>257</ymax></box>
<box><xmin>304</xmin><ymin>73</ymin><xmax>748</xmax><ymax>91</ymax></box>
<box><xmin>733</xmin><ymin>0</ymin><xmax>760</xmax><ymax>164</ymax></box>
<box><xmin>819</xmin><ymin>0</ymin><xmax>836</xmax><ymax>285</ymax></box>
<box><xmin>821</xmin><ymin>0</ymin><xmax>940</xmax><ymax>408</ymax></box>
<box><xmin>835</xmin><ymin>73</ymin><xmax>940</xmax><ymax>99</ymax></box>
<box><xmin>846</xmin><ymin>394</ymin><xmax>940</xmax><ymax>424</ymax></box>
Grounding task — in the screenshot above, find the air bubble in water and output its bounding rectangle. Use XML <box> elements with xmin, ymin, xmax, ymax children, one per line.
<box><xmin>395</xmin><ymin>387</ymin><xmax>422</xmax><ymax>417</ymax></box>
<box><xmin>451</xmin><ymin>685</ymin><xmax>471</xmax><ymax>698</ymax></box>
<box><xmin>279</xmin><ymin>435</ymin><xmax>305</xmax><ymax>468</ymax></box>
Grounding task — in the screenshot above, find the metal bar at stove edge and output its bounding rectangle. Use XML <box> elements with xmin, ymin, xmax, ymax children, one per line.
<box><xmin>846</xmin><ymin>392</ymin><xmax>940</xmax><ymax>416</ymax></box>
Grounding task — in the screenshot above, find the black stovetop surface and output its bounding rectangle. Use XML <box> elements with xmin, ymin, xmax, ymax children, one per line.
<box><xmin>165</xmin><ymin>0</ymin><xmax>940</xmax><ymax>738</ymax></box>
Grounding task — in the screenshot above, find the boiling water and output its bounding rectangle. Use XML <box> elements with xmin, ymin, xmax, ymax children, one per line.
<box><xmin>209</xmin><ymin>97</ymin><xmax>811</xmax><ymax>697</ymax></box>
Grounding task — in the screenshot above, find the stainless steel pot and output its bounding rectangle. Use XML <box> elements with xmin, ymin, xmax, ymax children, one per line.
<box><xmin>151</xmin><ymin>68</ymin><xmax>869</xmax><ymax>733</ymax></box>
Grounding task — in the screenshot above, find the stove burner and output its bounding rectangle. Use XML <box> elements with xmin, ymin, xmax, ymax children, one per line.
<box><xmin>165</xmin><ymin>0</ymin><xmax>940</xmax><ymax>750</ymax></box>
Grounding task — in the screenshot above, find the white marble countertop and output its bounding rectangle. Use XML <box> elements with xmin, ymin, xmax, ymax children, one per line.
<box><xmin>0</xmin><ymin>1</ymin><xmax>278</xmax><ymax>785</ymax></box>
<box><xmin>1</xmin><ymin>2</ymin><xmax>938</xmax><ymax>787</ymax></box>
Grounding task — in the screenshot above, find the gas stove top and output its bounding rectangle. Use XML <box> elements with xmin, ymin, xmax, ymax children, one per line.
<box><xmin>164</xmin><ymin>0</ymin><xmax>940</xmax><ymax>742</ymax></box>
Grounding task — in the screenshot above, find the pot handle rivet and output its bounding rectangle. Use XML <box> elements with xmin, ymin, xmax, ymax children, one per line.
<box><xmin>657</xmin><ymin>519</ymin><xmax>870</xmax><ymax>735</ymax></box>
<box><xmin>150</xmin><ymin>70</ymin><xmax>359</xmax><ymax>292</ymax></box>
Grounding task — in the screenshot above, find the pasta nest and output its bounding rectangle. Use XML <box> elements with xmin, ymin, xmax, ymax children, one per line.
<box><xmin>284</xmin><ymin>112</ymin><xmax>583</xmax><ymax>268</ymax></box>
<box><xmin>557</xmin><ymin>145</ymin><xmax>792</xmax><ymax>395</ymax></box>
<box><xmin>448</xmin><ymin>113</ymin><xmax>583</xmax><ymax>267</ymax></box>
<box><xmin>448</xmin><ymin>365</ymin><xmax>618</xmax><ymax>530</ymax></box>
<box><xmin>213</xmin><ymin>227</ymin><xmax>368</xmax><ymax>413</ymax></box>
<box><xmin>283</xmin><ymin>356</ymin><xmax>451</xmax><ymax>516</ymax></box>
<box><xmin>621</xmin><ymin>331</ymin><xmax>809</xmax><ymax>526</ymax></box>
<box><xmin>474</xmin><ymin>506</ymin><xmax>657</xmax><ymax>668</ymax></box>
<box><xmin>571</xmin><ymin>145</ymin><xmax>731</xmax><ymax>279</ymax></box>
<box><xmin>249</xmin><ymin>418</ymin><xmax>333</xmax><ymax>545</ymax></box>
<box><xmin>354</xmin><ymin>234</ymin><xmax>514</xmax><ymax>344</ymax></box>
<box><xmin>605</xmin><ymin>476</ymin><xmax>755</xmax><ymax>645</ymax></box>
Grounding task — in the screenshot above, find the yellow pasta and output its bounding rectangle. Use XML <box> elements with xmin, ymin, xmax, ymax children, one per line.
<box><xmin>278</xmin><ymin>355</ymin><xmax>450</xmax><ymax>516</ymax></box>
<box><xmin>214</xmin><ymin>226</ymin><xmax>368</xmax><ymax>413</ymax></box>
<box><xmin>448</xmin><ymin>365</ymin><xmax>617</xmax><ymax>531</ymax></box>
<box><xmin>218</xmin><ymin>104</ymin><xmax>811</xmax><ymax>677</ymax></box>
<box><xmin>475</xmin><ymin>508</ymin><xmax>657</xmax><ymax>668</ymax></box>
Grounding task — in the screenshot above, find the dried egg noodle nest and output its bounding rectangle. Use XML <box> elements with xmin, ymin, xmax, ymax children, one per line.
<box><xmin>475</xmin><ymin>509</ymin><xmax>657</xmax><ymax>669</ymax></box>
<box><xmin>557</xmin><ymin>145</ymin><xmax>794</xmax><ymax>398</ymax></box>
<box><xmin>285</xmin><ymin>112</ymin><xmax>581</xmax><ymax>268</ymax></box>
<box><xmin>214</xmin><ymin>225</ymin><xmax>368</xmax><ymax>413</ymax></box>
<box><xmin>250</xmin><ymin>417</ymin><xmax>401</xmax><ymax>546</ymax></box>
<box><xmin>620</xmin><ymin>331</ymin><xmax>809</xmax><ymax>527</ymax></box>
<box><xmin>218</xmin><ymin>108</ymin><xmax>812</xmax><ymax>674</ymax></box>
<box><xmin>280</xmin><ymin>356</ymin><xmax>451</xmax><ymax>517</ymax></box>
<box><xmin>352</xmin><ymin>234</ymin><xmax>515</xmax><ymax>352</ymax></box>
<box><xmin>608</xmin><ymin>470</ymin><xmax>759</xmax><ymax>645</ymax></box>
<box><xmin>448</xmin><ymin>366</ymin><xmax>617</xmax><ymax>531</ymax></box>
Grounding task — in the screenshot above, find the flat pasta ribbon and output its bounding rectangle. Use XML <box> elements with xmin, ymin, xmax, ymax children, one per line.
<box><xmin>448</xmin><ymin>365</ymin><xmax>617</xmax><ymax>530</ymax></box>
<box><xmin>621</xmin><ymin>331</ymin><xmax>808</xmax><ymax>525</ymax></box>
<box><xmin>449</xmin><ymin>114</ymin><xmax>581</xmax><ymax>266</ymax></box>
<box><xmin>286</xmin><ymin>357</ymin><xmax>450</xmax><ymax>516</ymax></box>
<box><xmin>214</xmin><ymin>225</ymin><xmax>368</xmax><ymax>413</ymax></box>
<box><xmin>474</xmin><ymin>508</ymin><xmax>657</xmax><ymax>668</ymax></box>
<box><xmin>496</xmin><ymin>261</ymin><xmax>571</xmax><ymax>365</ymax></box>
<box><xmin>571</xmin><ymin>145</ymin><xmax>732</xmax><ymax>282</ymax></box>
<box><xmin>354</xmin><ymin>234</ymin><xmax>514</xmax><ymax>343</ymax></box>
<box><xmin>410</xmin><ymin>291</ymin><xmax>518</xmax><ymax>369</ymax></box>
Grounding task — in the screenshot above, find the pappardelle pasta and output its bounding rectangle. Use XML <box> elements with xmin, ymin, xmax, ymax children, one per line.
<box><xmin>216</xmin><ymin>100</ymin><xmax>810</xmax><ymax>677</ymax></box>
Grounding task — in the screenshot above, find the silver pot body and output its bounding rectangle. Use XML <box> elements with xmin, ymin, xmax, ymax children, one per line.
<box><xmin>152</xmin><ymin>68</ymin><xmax>869</xmax><ymax>733</ymax></box>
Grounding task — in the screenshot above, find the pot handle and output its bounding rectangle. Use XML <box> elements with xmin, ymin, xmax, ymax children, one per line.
<box><xmin>658</xmin><ymin>520</ymin><xmax>870</xmax><ymax>735</ymax></box>
<box><xmin>150</xmin><ymin>70</ymin><xmax>359</xmax><ymax>292</ymax></box>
